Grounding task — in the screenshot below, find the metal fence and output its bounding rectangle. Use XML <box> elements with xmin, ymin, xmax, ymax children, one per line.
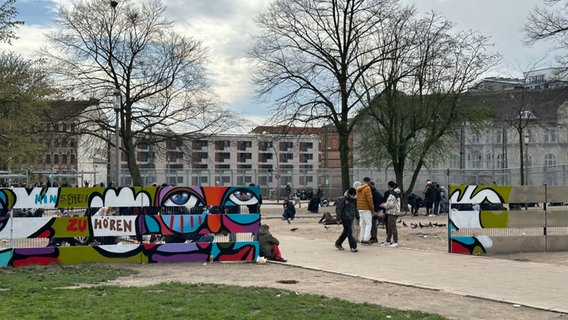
<box><xmin>6</xmin><ymin>164</ymin><xmax>568</xmax><ymax>200</ymax></box>
<box><xmin>119</xmin><ymin>165</ymin><xmax>568</xmax><ymax>199</ymax></box>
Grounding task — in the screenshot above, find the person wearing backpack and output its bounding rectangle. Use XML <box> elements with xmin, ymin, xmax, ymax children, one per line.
<box><xmin>334</xmin><ymin>187</ymin><xmax>359</xmax><ymax>252</ymax></box>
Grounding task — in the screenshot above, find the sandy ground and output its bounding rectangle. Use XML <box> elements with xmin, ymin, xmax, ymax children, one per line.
<box><xmin>106</xmin><ymin>204</ymin><xmax>568</xmax><ymax>320</ymax></box>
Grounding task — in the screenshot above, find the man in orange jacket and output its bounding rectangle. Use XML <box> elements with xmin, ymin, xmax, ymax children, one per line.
<box><xmin>356</xmin><ymin>177</ymin><xmax>375</xmax><ymax>244</ymax></box>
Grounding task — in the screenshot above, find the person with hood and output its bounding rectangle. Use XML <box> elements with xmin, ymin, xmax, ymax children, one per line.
<box><xmin>258</xmin><ymin>224</ymin><xmax>287</xmax><ymax>262</ymax></box>
<box><xmin>356</xmin><ymin>177</ymin><xmax>375</xmax><ymax>244</ymax></box>
<box><xmin>380</xmin><ymin>181</ymin><xmax>402</xmax><ymax>247</ymax></box>
<box><xmin>334</xmin><ymin>187</ymin><xmax>359</xmax><ymax>252</ymax></box>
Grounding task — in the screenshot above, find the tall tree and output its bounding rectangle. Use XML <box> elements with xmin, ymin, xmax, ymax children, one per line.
<box><xmin>0</xmin><ymin>52</ymin><xmax>57</xmax><ymax>172</ymax></box>
<box><xmin>250</xmin><ymin>0</ymin><xmax>413</xmax><ymax>192</ymax></box>
<box><xmin>41</xmin><ymin>0</ymin><xmax>237</xmax><ymax>186</ymax></box>
<box><xmin>524</xmin><ymin>0</ymin><xmax>568</xmax><ymax>65</ymax></box>
<box><xmin>354</xmin><ymin>12</ymin><xmax>499</xmax><ymax>197</ymax></box>
<box><xmin>0</xmin><ymin>0</ymin><xmax>23</xmax><ymax>44</ymax></box>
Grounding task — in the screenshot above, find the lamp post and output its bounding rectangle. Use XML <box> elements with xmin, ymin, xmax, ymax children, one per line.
<box><xmin>524</xmin><ymin>132</ymin><xmax>530</xmax><ymax>186</ymax></box>
<box><xmin>113</xmin><ymin>89</ymin><xmax>121</xmax><ymax>187</ymax></box>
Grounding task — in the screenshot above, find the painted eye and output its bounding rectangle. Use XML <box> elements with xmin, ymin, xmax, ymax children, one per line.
<box><xmin>163</xmin><ymin>191</ymin><xmax>200</xmax><ymax>208</ymax></box>
<box><xmin>229</xmin><ymin>190</ymin><xmax>257</xmax><ymax>205</ymax></box>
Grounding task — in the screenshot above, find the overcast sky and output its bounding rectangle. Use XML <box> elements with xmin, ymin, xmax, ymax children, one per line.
<box><xmin>0</xmin><ymin>0</ymin><xmax>558</xmax><ymax>125</ymax></box>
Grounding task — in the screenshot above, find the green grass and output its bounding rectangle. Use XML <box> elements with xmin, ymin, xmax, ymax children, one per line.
<box><xmin>0</xmin><ymin>264</ymin><xmax>446</xmax><ymax>320</ymax></box>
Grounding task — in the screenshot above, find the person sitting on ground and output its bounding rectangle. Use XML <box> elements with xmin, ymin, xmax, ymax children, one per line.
<box><xmin>318</xmin><ymin>212</ymin><xmax>338</xmax><ymax>225</ymax></box>
<box><xmin>282</xmin><ymin>200</ymin><xmax>296</xmax><ymax>222</ymax></box>
<box><xmin>258</xmin><ymin>224</ymin><xmax>287</xmax><ymax>262</ymax></box>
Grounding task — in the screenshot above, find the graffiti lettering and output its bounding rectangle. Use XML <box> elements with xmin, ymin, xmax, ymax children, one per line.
<box><xmin>93</xmin><ymin>218</ymin><xmax>132</xmax><ymax>233</ymax></box>
<box><xmin>60</xmin><ymin>194</ymin><xmax>89</xmax><ymax>206</ymax></box>
<box><xmin>35</xmin><ymin>194</ymin><xmax>57</xmax><ymax>205</ymax></box>
<box><xmin>67</xmin><ymin>218</ymin><xmax>88</xmax><ymax>232</ymax></box>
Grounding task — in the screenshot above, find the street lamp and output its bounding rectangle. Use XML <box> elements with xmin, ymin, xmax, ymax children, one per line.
<box><xmin>524</xmin><ymin>132</ymin><xmax>530</xmax><ymax>186</ymax></box>
<box><xmin>113</xmin><ymin>89</ymin><xmax>121</xmax><ymax>187</ymax></box>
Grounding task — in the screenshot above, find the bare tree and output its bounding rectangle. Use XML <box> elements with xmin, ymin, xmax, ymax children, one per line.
<box><xmin>0</xmin><ymin>0</ymin><xmax>23</xmax><ymax>44</ymax></box>
<box><xmin>250</xmin><ymin>0</ymin><xmax>416</xmax><ymax>191</ymax></box>
<box><xmin>41</xmin><ymin>0</ymin><xmax>238</xmax><ymax>186</ymax></box>
<box><xmin>524</xmin><ymin>0</ymin><xmax>568</xmax><ymax>66</ymax></box>
<box><xmin>355</xmin><ymin>12</ymin><xmax>499</xmax><ymax>197</ymax></box>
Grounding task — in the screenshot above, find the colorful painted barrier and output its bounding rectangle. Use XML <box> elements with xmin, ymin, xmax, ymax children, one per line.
<box><xmin>0</xmin><ymin>186</ymin><xmax>262</xmax><ymax>267</ymax></box>
<box><xmin>448</xmin><ymin>185</ymin><xmax>568</xmax><ymax>254</ymax></box>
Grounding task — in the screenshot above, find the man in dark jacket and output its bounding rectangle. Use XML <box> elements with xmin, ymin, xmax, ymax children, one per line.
<box><xmin>334</xmin><ymin>187</ymin><xmax>359</xmax><ymax>252</ymax></box>
<box><xmin>369</xmin><ymin>181</ymin><xmax>382</xmax><ymax>243</ymax></box>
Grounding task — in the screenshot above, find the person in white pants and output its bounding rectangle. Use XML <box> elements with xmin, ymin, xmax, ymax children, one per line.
<box><xmin>356</xmin><ymin>177</ymin><xmax>375</xmax><ymax>244</ymax></box>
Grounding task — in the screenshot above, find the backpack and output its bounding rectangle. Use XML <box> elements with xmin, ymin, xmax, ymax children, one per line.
<box><xmin>335</xmin><ymin>196</ymin><xmax>345</xmax><ymax>217</ymax></box>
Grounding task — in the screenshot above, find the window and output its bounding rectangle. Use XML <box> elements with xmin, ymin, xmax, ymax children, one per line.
<box><xmin>450</xmin><ymin>154</ymin><xmax>459</xmax><ymax>169</ymax></box>
<box><xmin>280</xmin><ymin>153</ymin><xmax>293</xmax><ymax>162</ymax></box>
<box><xmin>544</xmin><ymin>153</ymin><xmax>556</xmax><ymax>167</ymax></box>
<box><xmin>238</xmin><ymin>153</ymin><xmax>252</xmax><ymax>162</ymax></box>
<box><xmin>544</xmin><ymin>128</ymin><xmax>557</xmax><ymax>143</ymax></box>
<box><xmin>215</xmin><ymin>152</ymin><xmax>231</xmax><ymax>162</ymax></box>
<box><xmin>469</xmin><ymin>151</ymin><xmax>481</xmax><ymax>169</ymax></box>
<box><xmin>300</xmin><ymin>153</ymin><xmax>313</xmax><ymax>163</ymax></box>
<box><xmin>299</xmin><ymin>142</ymin><xmax>313</xmax><ymax>151</ymax></box>
<box><xmin>215</xmin><ymin>140</ymin><xmax>230</xmax><ymax>150</ymax></box>
<box><xmin>494</xmin><ymin>129</ymin><xmax>503</xmax><ymax>144</ymax></box>
<box><xmin>471</xmin><ymin>134</ymin><xmax>481</xmax><ymax>144</ymax></box>
<box><xmin>259</xmin><ymin>141</ymin><xmax>273</xmax><ymax>151</ymax></box>
<box><xmin>496</xmin><ymin>154</ymin><xmax>506</xmax><ymax>169</ymax></box>
<box><xmin>279</xmin><ymin>141</ymin><xmax>293</xmax><ymax>151</ymax></box>
<box><xmin>259</xmin><ymin>153</ymin><xmax>273</xmax><ymax>162</ymax></box>
<box><xmin>238</xmin><ymin>141</ymin><xmax>252</xmax><ymax>151</ymax></box>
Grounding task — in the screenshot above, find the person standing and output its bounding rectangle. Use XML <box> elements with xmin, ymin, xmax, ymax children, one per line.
<box><xmin>369</xmin><ymin>181</ymin><xmax>382</xmax><ymax>244</ymax></box>
<box><xmin>285</xmin><ymin>183</ymin><xmax>292</xmax><ymax>200</ymax></box>
<box><xmin>356</xmin><ymin>177</ymin><xmax>374</xmax><ymax>244</ymax></box>
<box><xmin>424</xmin><ymin>180</ymin><xmax>436</xmax><ymax>216</ymax></box>
<box><xmin>380</xmin><ymin>181</ymin><xmax>402</xmax><ymax>247</ymax></box>
<box><xmin>433</xmin><ymin>183</ymin><xmax>442</xmax><ymax>215</ymax></box>
<box><xmin>334</xmin><ymin>187</ymin><xmax>359</xmax><ymax>252</ymax></box>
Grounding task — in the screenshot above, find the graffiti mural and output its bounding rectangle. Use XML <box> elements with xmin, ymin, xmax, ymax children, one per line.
<box><xmin>449</xmin><ymin>185</ymin><xmax>511</xmax><ymax>254</ymax></box>
<box><xmin>0</xmin><ymin>186</ymin><xmax>261</xmax><ymax>267</ymax></box>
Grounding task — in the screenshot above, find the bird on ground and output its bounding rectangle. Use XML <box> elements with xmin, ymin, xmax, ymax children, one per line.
<box><xmin>290</xmin><ymin>228</ymin><xmax>298</xmax><ymax>232</ymax></box>
<box><xmin>323</xmin><ymin>225</ymin><xmax>330</xmax><ymax>229</ymax></box>
<box><xmin>402</xmin><ymin>221</ymin><xmax>408</xmax><ymax>227</ymax></box>
<box><xmin>410</xmin><ymin>223</ymin><xmax>418</xmax><ymax>229</ymax></box>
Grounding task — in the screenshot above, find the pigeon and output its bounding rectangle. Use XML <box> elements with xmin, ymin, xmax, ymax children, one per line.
<box><xmin>410</xmin><ymin>223</ymin><xmax>418</xmax><ymax>229</ymax></box>
<box><xmin>419</xmin><ymin>222</ymin><xmax>424</xmax><ymax>228</ymax></box>
<box><xmin>402</xmin><ymin>221</ymin><xmax>408</xmax><ymax>227</ymax></box>
<box><xmin>290</xmin><ymin>228</ymin><xmax>298</xmax><ymax>232</ymax></box>
<box><xmin>397</xmin><ymin>219</ymin><xmax>402</xmax><ymax>224</ymax></box>
<box><xmin>324</xmin><ymin>225</ymin><xmax>330</xmax><ymax>229</ymax></box>
<box><xmin>427</xmin><ymin>221</ymin><xmax>433</xmax><ymax>228</ymax></box>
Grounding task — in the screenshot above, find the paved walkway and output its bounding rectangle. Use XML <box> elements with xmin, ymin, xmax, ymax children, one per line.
<box><xmin>276</xmin><ymin>230</ymin><xmax>568</xmax><ymax>314</ymax></box>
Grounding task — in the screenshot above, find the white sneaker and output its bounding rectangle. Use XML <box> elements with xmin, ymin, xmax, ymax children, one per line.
<box><xmin>389</xmin><ymin>242</ymin><xmax>399</xmax><ymax>247</ymax></box>
<box><xmin>380</xmin><ymin>241</ymin><xmax>391</xmax><ymax>247</ymax></box>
